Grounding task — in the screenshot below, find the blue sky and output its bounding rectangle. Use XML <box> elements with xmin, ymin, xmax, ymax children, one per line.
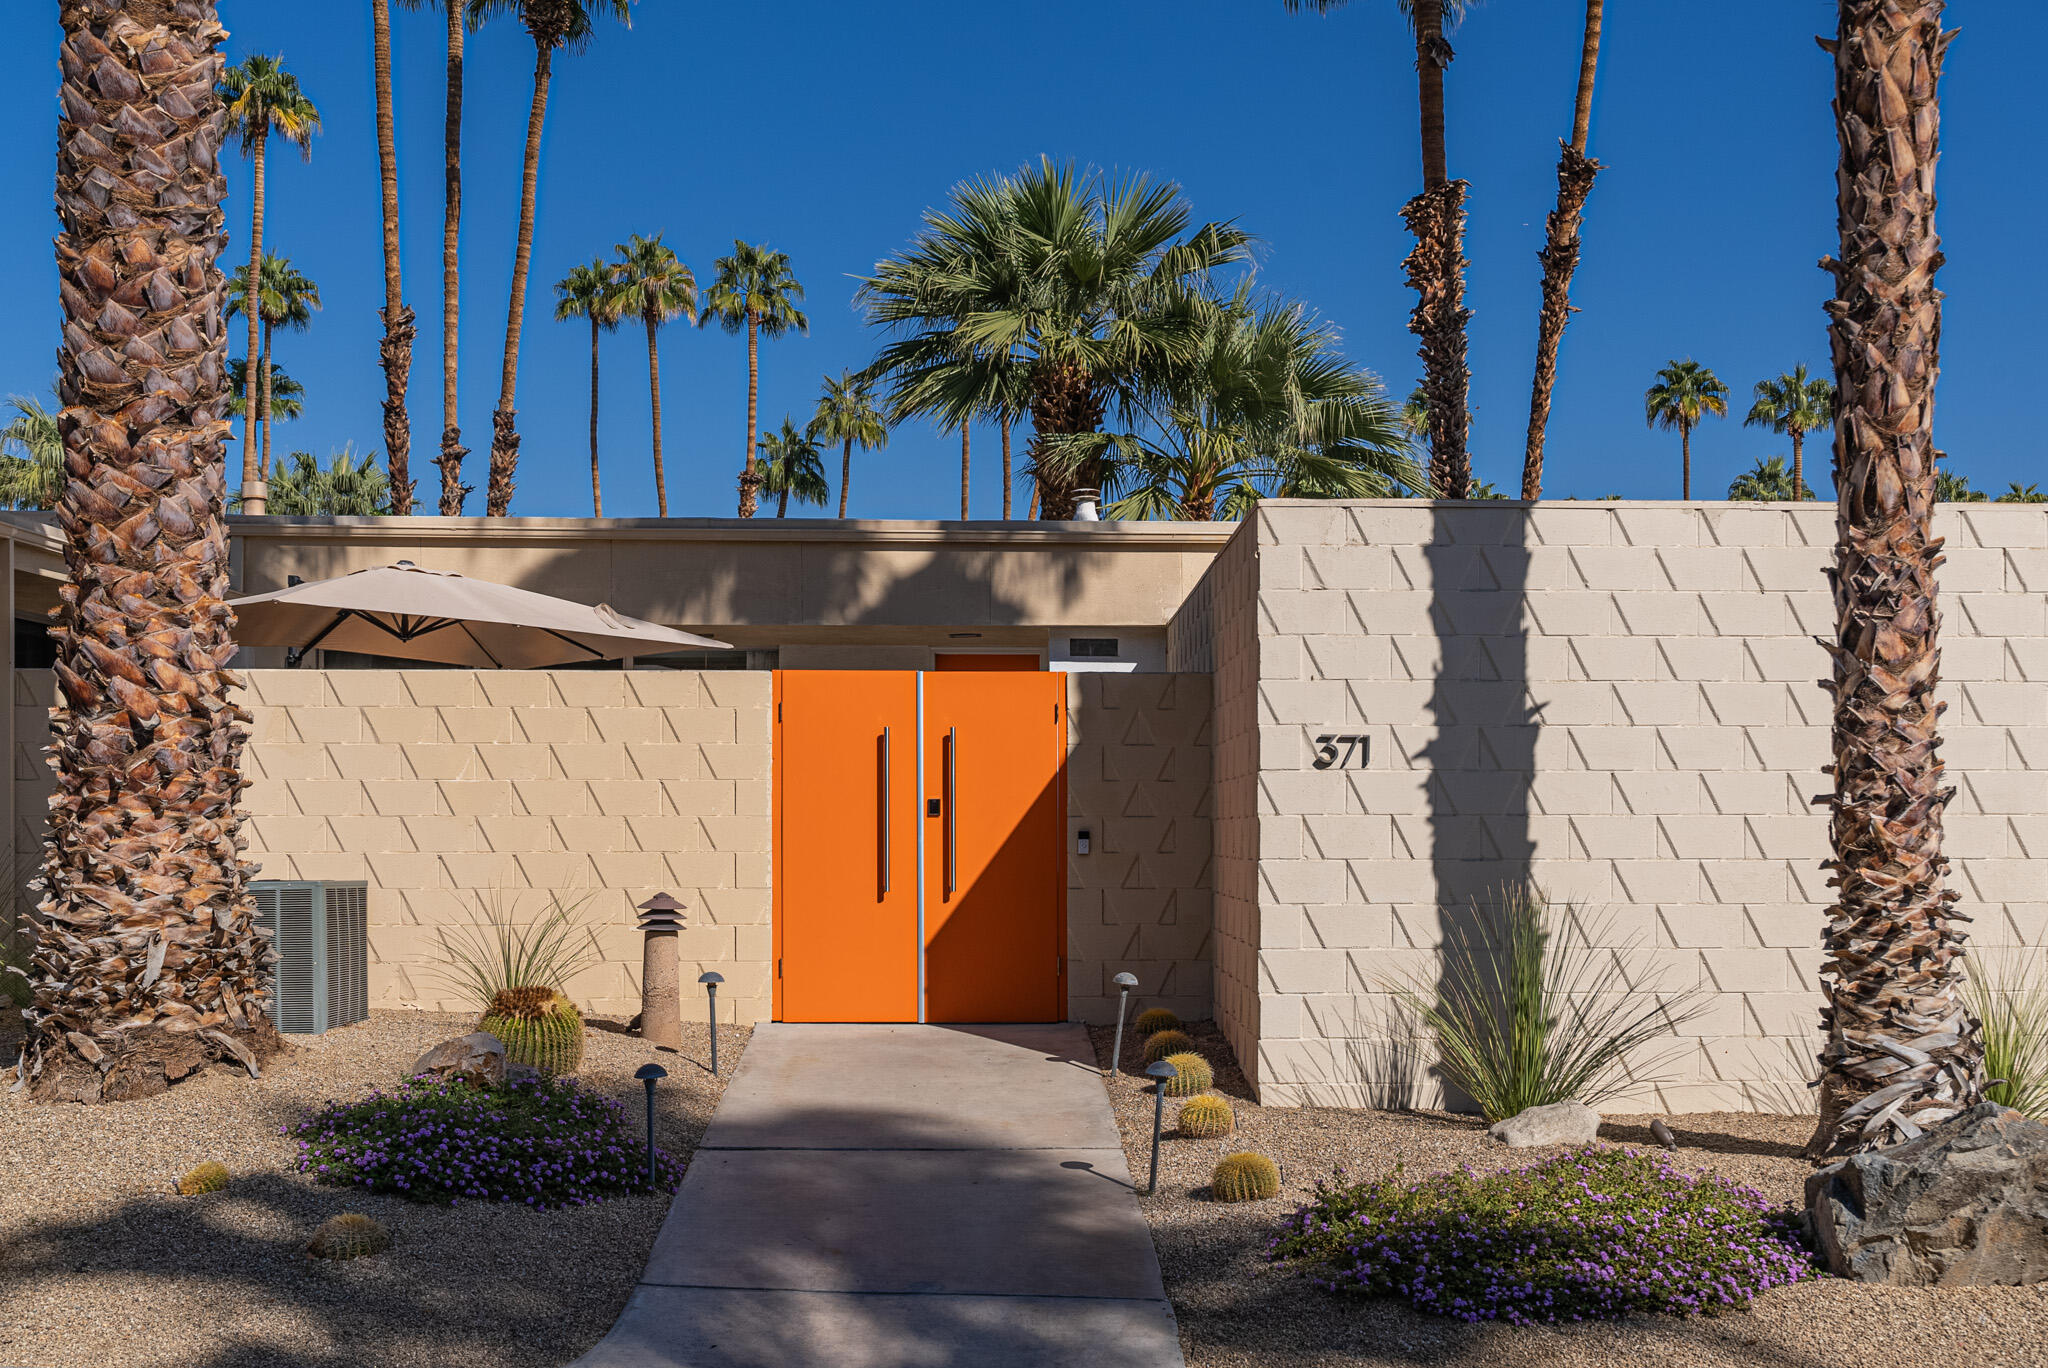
<box><xmin>6</xmin><ymin>2</ymin><xmax>2039</xmax><ymax>516</ymax></box>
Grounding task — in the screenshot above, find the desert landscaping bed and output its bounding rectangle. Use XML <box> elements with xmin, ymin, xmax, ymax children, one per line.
<box><xmin>0</xmin><ymin>1010</ymin><xmax>745</xmax><ymax>1368</ymax></box>
<box><xmin>1091</xmin><ymin>1021</ymin><xmax>2048</xmax><ymax>1368</ymax></box>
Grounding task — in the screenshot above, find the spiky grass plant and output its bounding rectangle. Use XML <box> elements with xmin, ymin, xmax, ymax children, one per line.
<box><xmin>1143</xmin><ymin>1028</ymin><xmax>1196</xmax><ymax>1065</ymax></box>
<box><xmin>175</xmin><ymin>1161</ymin><xmax>230</xmax><ymax>1196</ymax></box>
<box><xmin>1161</xmin><ymin>1051</ymin><xmax>1213</xmax><ymax>1097</ymax></box>
<box><xmin>1962</xmin><ymin>951</ymin><xmax>2048</xmax><ymax>1119</ymax></box>
<box><xmin>1385</xmin><ymin>886</ymin><xmax>1709</xmax><ymax>1123</ymax></box>
<box><xmin>1135</xmin><ymin>1007</ymin><xmax>1181</xmax><ymax>1035</ymax></box>
<box><xmin>1212</xmin><ymin>1152</ymin><xmax>1280</xmax><ymax>1203</ymax></box>
<box><xmin>1179</xmin><ymin>1094</ymin><xmax>1234</xmax><ymax>1138</ymax></box>
<box><xmin>425</xmin><ymin>891</ymin><xmax>603</xmax><ymax>1013</ymax></box>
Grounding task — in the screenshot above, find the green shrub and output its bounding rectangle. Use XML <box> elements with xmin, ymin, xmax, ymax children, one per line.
<box><xmin>1134</xmin><ymin>1007</ymin><xmax>1181</xmax><ymax>1035</ymax></box>
<box><xmin>1212</xmin><ymin>1152</ymin><xmax>1280</xmax><ymax>1202</ymax></box>
<box><xmin>1963</xmin><ymin>951</ymin><xmax>2048</xmax><ymax>1118</ymax></box>
<box><xmin>175</xmin><ymin>1161</ymin><xmax>230</xmax><ymax>1196</ymax></box>
<box><xmin>292</xmin><ymin>1074</ymin><xmax>679</xmax><ymax>1208</ymax></box>
<box><xmin>1271</xmin><ymin>1147</ymin><xmax>1813</xmax><ymax>1323</ymax></box>
<box><xmin>480</xmin><ymin>986</ymin><xmax>585</xmax><ymax>1076</ymax></box>
<box><xmin>1142</xmin><ymin>1028</ymin><xmax>1195</xmax><ymax>1065</ymax></box>
<box><xmin>425</xmin><ymin>892</ymin><xmax>602</xmax><ymax>1013</ymax></box>
<box><xmin>1160</xmin><ymin>1051</ymin><xmax>1213</xmax><ymax>1097</ymax></box>
<box><xmin>307</xmin><ymin>1213</ymin><xmax>391</xmax><ymax>1261</ymax></box>
<box><xmin>1178</xmin><ymin>1095</ymin><xmax>1234</xmax><ymax>1138</ymax></box>
<box><xmin>1383</xmin><ymin>885</ymin><xmax>1708</xmax><ymax>1122</ymax></box>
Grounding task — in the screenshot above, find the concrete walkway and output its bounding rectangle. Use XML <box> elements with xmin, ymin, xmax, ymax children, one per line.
<box><xmin>572</xmin><ymin>1023</ymin><xmax>1184</xmax><ymax>1368</ymax></box>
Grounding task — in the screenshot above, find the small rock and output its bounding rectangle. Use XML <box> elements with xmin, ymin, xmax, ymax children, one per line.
<box><xmin>1488</xmin><ymin>1101</ymin><xmax>1602</xmax><ymax>1148</ymax></box>
<box><xmin>407</xmin><ymin>1032</ymin><xmax>505</xmax><ymax>1087</ymax></box>
<box><xmin>1806</xmin><ymin>1101</ymin><xmax>2048</xmax><ymax>1286</ymax></box>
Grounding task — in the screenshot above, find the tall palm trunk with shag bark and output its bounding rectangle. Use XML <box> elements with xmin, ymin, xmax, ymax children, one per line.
<box><xmin>1403</xmin><ymin>0</ymin><xmax>1472</xmax><ymax>499</ymax></box>
<box><xmin>488</xmin><ymin>29</ymin><xmax>556</xmax><ymax>515</ymax></box>
<box><xmin>1809</xmin><ymin>0</ymin><xmax>1980</xmax><ymax>1157</ymax></box>
<box><xmin>371</xmin><ymin>0</ymin><xmax>414</xmax><ymax>514</ymax></box>
<box><xmin>34</xmin><ymin>0</ymin><xmax>281</xmax><ymax>1102</ymax></box>
<box><xmin>1029</xmin><ymin>360</ymin><xmax>1106</xmax><ymax>519</ymax></box>
<box><xmin>434</xmin><ymin>0</ymin><xmax>468</xmax><ymax>513</ymax></box>
<box><xmin>1000</xmin><ymin>417</ymin><xmax>1013</xmax><ymax>519</ymax></box>
<box><xmin>1520</xmin><ymin>0</ymin><xmax>1603</xmax><ymax>499</ymax></box>
<box><xmin>959</xmin><ymin>424</ymin><xmax>970</xmax><ymax>518</ymax></box>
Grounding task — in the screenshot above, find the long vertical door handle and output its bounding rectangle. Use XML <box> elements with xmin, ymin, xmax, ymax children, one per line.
<box><xmin>880</xmin><ymin>727</ymin><xmax>892</xmax><ymax>896</ymax></box>
<box><xmin>946</xmin><ymin>726</ymin><xmax>958</xmax><ymax>896</ymax></box>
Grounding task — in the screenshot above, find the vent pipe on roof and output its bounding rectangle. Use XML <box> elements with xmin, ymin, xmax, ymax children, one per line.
<box><xmin>1072</xmin><ymin>488</ymin><xmax>1102</xmax><ymax>521</ymax></box>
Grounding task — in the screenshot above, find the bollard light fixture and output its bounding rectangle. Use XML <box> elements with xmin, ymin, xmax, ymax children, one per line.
<box><xmin>1144</xmin><ymin>1059</ymin><xmax>1178</xmax><ymax>1196</ymax></box>
<box><xmin>698</xmin><ymin>971</ymin><xmax>725</xmax><ymax>1076</ymax></box>
<box><xmin>1109</xmin><ymin>972</ymin><xmax>1139</xmax><ymax>1078</ymax></box>
<box><xmin>634</xmin><ymin>1062</ymin><xmax>668</xmax><ymax>1188</ymax></box>
<box><xmin>636</xmin><ymin>893</ymin><xmax>687</xmax><ymax>1048</ymax></box>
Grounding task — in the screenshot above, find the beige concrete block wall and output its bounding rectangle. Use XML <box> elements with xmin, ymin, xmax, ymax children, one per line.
<box><xmin>1238</xmin><ymin>500</ymin><xmax>2048</xmax><ymax>1110</ymax></box>
<box><xmin>15</xmin><ymin>669</ymin><xmax>773</xmax><ymax>1024</ymax></box>
<box><xmin>1065</xmin><ymin>672</ymin><xmax>1213</xmax><ymax>1024</ymax></box>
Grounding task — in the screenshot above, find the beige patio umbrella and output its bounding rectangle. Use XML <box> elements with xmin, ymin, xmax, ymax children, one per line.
<box><xmin>228</xmin><ymin>561</ymin><xmax>732</xmax><ymax>668</ymax></box>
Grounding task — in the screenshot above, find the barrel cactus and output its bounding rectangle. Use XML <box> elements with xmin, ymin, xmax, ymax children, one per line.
<box><xmin>1211</xmin><ymin>1152</ymin><xmax>1280</xmax><ymax>1203</ymax></box>
<box><xmin>1161</xmin><ymin>1051</ymin><xmax>1213</xmax><ymax>1097</ymax></box>
<box><xmin>307</xmin><ymin>1213</ymin><xmax>392</xmax><ymax>1261</ymax></box>
<box><xmin>1178</xmin><ymin>1095</ymin><xmax>1234</xmax><ymax>1138</ymax></box>
<box><xmin>480</xmin><ymin>986</ymin><xmax>585</xmax><ymax>1076</ymax></box>
<box><xmin>175</xmin><ymin>1161</ymin><xmax>229</xmax><ymax>1196</ymax></box>
<box><xmin>1142</xmin><ymin>1028</ymin><xmax>1195</xmax><ymax>1065</ymax></box>
<box><xmin>1134</xmin><ymin>1007</ymin><xmax>1181</xmax><ymax>1035</ymax></box>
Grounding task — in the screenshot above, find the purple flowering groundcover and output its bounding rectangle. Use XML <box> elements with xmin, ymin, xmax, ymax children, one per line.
<box><xmin>1269</xmin><ymin>1146</ymin><xmax>1815</xmax><ymax>1324</ymax></box>
<box><xmin>288</xmin><ymin>1074</ymin><xmax>683</xmax><ymax>1209</ymax></box>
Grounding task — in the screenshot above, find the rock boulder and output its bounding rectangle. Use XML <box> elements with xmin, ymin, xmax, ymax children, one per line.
<box><xmin>408</xmin><ymin>1032</ymin><xmax>506</xmax><ymax>1088</ymax></box>
<box><xmin>1806</xmin><ymin>1102</ymin><xmax>2048</xmax><ymax>1285</ymax></box>
<box><xmin>1488</xmin><ymin>1100</ymin><xmax>1602</xmax><ymax>1148</ymax></box>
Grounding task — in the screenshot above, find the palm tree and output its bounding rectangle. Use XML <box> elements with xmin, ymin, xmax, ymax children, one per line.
<box><xmin>758</xmin><ymin>419</ymin><xmax>830</xmax><ymax>517</ymax></box>
<box><xmin>226</xmin><ymin>255</ymin><xmax>321</xmax><ymax>482</ymax></box>
<box><xmin>37</xmin><ymin>0</ymin><xmax>280</xmax><ymax>1101</ymax></box>
<box><xmin>1997</xmin><ymin>482</ymin><xmax>2048</xmax><ymax>504</ymax></box>
<box><xmin>1726</xmin><ymin>455</ymin><xmax>1815</xmax><ymax>502</ymax></box>
<box><xmin>0</xmin><ymin>396</ymin><xmax>63</xmax><ymax>511</ymax></box>
<box><xmin>555</xmin><ymin>259</ymin><xmax>625</xmax><ymax>515</ymax></box>
<box><xmin>1033</xmin><ymin>291</ymin><xmax>1425</xmax><ymax>520</ymax></box>
<box><xmin>397</xmin><ymin>0</ymin><xmax>478</xmax><ymax>514</ymax></box>
<box><xmin>1284</xmin><ymin>1</ymin><xmax>1476</xmax><ymax>497</ymax></box>
<box><xmin>611</xmin><ymin>233</ymin><xmax>695</xmax><ymax>517</ymax></box>
<box><xmin>467</xmin><ymin>0</ymin><xmax>635</xmax><ymax>515</ymax></box>
<box><xmin>218</xmin><ymin>55</ymin><xmax>320</xmax><ymax>513</ymax></box>
<box><xmin>1643</xmin><ymin>360</ymin><xmax>1727</xmax><ymax>499</ymax></box>
<box><xmin>859</xmin><ymin>159</ymin><xmax>1252</xmax><ymax>518</ymax></box>
<box><xmin>227</xmin><ymin>360</ymin><xmax>305</xmax><ymax>433</ymax></box>
<box><xmin>1745</xmin><ymin>365</ymin><xmax>1835</xmax><ymax>499</ymax></box>
<box><xmin>265</xmin><ymin>445</ymin><xmax>392</xmax><ymax>516</ymax></box>
<box><xmin>1935</xmin><ymin>468</ymin><xmax>1985</xmax><ymax>502</ymax></box>
<box><xmin>699</xmin><ymin>241</ymin><xmax>809</xmax><ymax>516</ymax></box>
<box><xmin>371</xmin><ymin>0</ymin><xmax>414</xmax><ymax>513</ymax></box>
<box><xmin>1810</xmin><ymin>0</ymin><xmax>1980</xmax><ymax>1156</ymax></box>
<box><xmin>811</xmin><ymin>370</ymin><xmax>889</xmax><ymax>518</ymax></box>
<box><xmin>1521</xmin><ymin>0</ymin><xmax>1604</xmax><ymax>498</ymax></box>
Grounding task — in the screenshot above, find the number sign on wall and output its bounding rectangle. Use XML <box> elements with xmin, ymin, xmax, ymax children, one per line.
<box><xmin>1310</xmin><ymin>733</ymin><xmax>1370</xmax><ymax>770</ymax></box>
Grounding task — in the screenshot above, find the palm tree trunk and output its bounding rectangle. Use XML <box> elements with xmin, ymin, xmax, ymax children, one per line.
<box><xmin>259</xmin><ymin>319</ymin><xmax>274</xmax><ymax>480</ymax></box>
<box><xmin>372</xmin><ymin>0</ymin><xmax>414</xmax><ymax>515</ymax></box>
<box><xmin>435</xmin><ymin>0</ymin><xmax>468</xmax><ymax>516</ymax></box>
<box><xmin>1681</xmin><ymin>424</ymin><xmax>1692</xmax><ymax>500</ymax></box>
<box><xmin>488</xmin><ymin>41</ymin><xmax>553</xmax><ymax>517</ymax></box>
<box><xmin>737</xmin><ymin>313</ymin><xmax>762</xmax><ymax>517</ymax></box>
<box><xmin>1027</xmin><ymin>359</ymin><xmax>1105</xmax><ymax>518</ymax></box>
<box><xmin>1809</xmin><ymin>0</ymin><xmax>1977</xmax><ymax>1157</ymax></box>
<box><xmin>1000</xmin><ymin>417</ymin><xmax>1013</xmax><ymax>519</ymax></box>
<box><xmin>37</xmin><ymin>0</ymin><xmax>282</xmax><ymax>1101</ymax></box>
<box><xmin>960</xmin><ymin>425</ymin><xmax>971</xmax><ymax>519</ymax></box>
<box><xmin>1791</xmin><ymin>427</ymin><xmax>1806</xmax><ymax>500</ymax></box>
<box><xmin>838</xmin><ymin>438</ymin><xmax>852</xmax><ymax>518</ymax></box>
<box><xmin>1520</xmin><ymin>0</ymin><xmax>1604</xmax><ymax>501</ymax></box>
<box><xmin>778</xmin><ymin>482</ymin><xmax>790</xmax><ymax>517</ymax></box>
<box><xmin>1404</xmin><ymin>0</ymin><xmax>1472</xmax><ymax>499</ymax></box>
<box><xmin>239</xmin><ymin>137</ymin><xmax>267</xmax><ymax>511</ymax></box>
<box><xmin>588</xmin><ymin>316</ymin><xmax>602</xmax><ymax>516</ymax></box>
<box><xmin>646</xmin><ymin>312</ymin><xmax>668</xmax><ymax>517</ymax></box>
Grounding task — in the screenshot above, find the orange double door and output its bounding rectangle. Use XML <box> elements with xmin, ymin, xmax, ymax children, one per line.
<box><xmin>773</xmin><ymin>671</ymin><xmax>1067</xmax><ymax>1023</ymax></box>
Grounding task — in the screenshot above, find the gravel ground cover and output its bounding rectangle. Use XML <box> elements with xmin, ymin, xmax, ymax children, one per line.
<box><xmin>1091</xmin><ymin>1020</ymin><xmax>2048</xmax><ymax>1368</ymax></box>
<box><xmin>1</xmin><ymin>1010</ymin><xmax>745</xmax><ymax>1368</ymax></box>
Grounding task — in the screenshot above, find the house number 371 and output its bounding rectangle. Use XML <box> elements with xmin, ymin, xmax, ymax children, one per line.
<box><xmin>1311</xmin><ymin>734</ymin><xmax>1370</xmax><ymax>770</ymax></box>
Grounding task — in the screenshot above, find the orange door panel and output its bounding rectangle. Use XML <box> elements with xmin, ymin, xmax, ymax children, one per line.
<box><xmin>923</xmin><ymin>672</ymin><xmax>1066</xmax><ymax>1023</ymax></box>
<box><xmin>774</xmin><ymin>672</ymin><xmax>919</xmax><ymax>1022</ymax></box>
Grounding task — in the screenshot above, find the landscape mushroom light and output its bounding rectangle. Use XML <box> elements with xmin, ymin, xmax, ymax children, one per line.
<box><xmin>698</xmin><ymin>971</ymin><xmax>725</xmax><ymax>1076</ymax></box>
<box><xmin>636</xmin><ymin>893</ymin><xmax>686</xmax><ymax>1049</ymax></box>
<box><xmin>1144</xmin><ymin>1059</ymin><xmax>1179</xmax><ymax>1195</ymax></box>
<box><xmin>634</xmin><ymin>1062</ymin><xmax>668</xmax><ymax>1188</ymax></box>
<box><xmin>1110</xmin><ymin>972</ymin><xmax>1139</xmax><ymax>1077</ymax></box>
